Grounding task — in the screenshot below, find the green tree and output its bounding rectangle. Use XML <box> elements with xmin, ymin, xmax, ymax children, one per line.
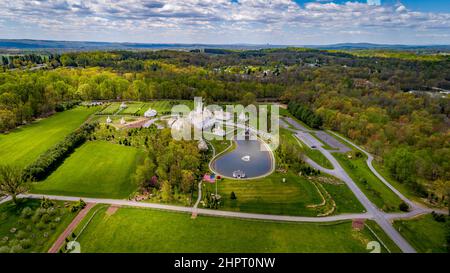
<box><xmin>0</xmin><ymin>165</ymin><xmax>30</xmax><ymax>204</ymax></box>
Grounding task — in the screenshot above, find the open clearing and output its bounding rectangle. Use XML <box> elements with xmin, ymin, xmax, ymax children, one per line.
<box><xmin>394</xmin><ymin>214</ymin><xmax>448</xmax><ymax>253</ymax></box>
<box><xmin>77</xmin><ymin>207</ymin><xmax>392</xmax><ymax>253</ymax></box>
<box><xmin>31</xmin><ymin>141</ymin><xmax>141</xmax><ymax>199</ymax></box>
<box><xmin>333</xmin><ymin>152</ymin><xmax>403</xmax><ymax>212</ymax></box>
<box><xmin>204</xmin><ymin>171</ymin><xmax>364</xmax><ymax>216</ymax></box>
<box><xmin>0</xmin><ymin>106</ymin><xmax>98</xmax><ymax>167</ymax></box>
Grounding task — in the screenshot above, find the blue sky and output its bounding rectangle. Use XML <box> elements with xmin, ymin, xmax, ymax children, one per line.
<box><xmin>0</xmin><ymin>1</ymin><xmax>449</xmax><ymax>45</ymax></box>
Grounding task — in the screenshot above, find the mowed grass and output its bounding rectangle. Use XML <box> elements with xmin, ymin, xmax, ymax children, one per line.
<box><xmin>32</xmin><ymin>141</ymin><xmax>141</xmax><ymax>198</ymax></box>
<box><xmin>394</xmin><ymin>214</ymin><xmax>449</xmax><ymax>253</ymax></box>
<box><xmin>77</xmin><ymin>207</ymin><xmax>391</xmax><ymax>253</ymax></box>
<box><xmin>333</xmin><ymin>153</ymin><xmax>403</xmax><ymax>212</ymax></box>
<box><xmin>137</xmin><ymin>100</ymin><xmax>194</xmax><ymax>115</ymax></box>
<box><xmin>99</xmin><ymin>103</ymin><xmax>120</xmax><ymax>115</ymax></box>
<box><xmin>118</xmin><ymin>103</ymin><xmax>144</xmax><ymax>115</ymax></box>
<box><xmin>0</xmin><ymin>106</ymin><xmax>98</xmax><ymax>167</ymax></box>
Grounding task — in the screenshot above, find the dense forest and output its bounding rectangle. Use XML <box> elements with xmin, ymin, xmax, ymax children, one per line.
<box><xmin>0</xmin><ymin>48</ymin><xmax>449</xmax><ymax>203</ymax></box>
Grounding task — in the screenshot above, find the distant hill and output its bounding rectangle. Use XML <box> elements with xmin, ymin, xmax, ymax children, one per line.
<box><xmin>0</xmin><ymin>39</ymin><xmax>449</xmax><ymax>52</ymax></box>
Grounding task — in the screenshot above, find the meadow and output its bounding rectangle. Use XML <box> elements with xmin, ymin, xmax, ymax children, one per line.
<box><xmin>0</xmin><ymin>106</ymin><xmax>98</xmax><ymax>167</ymax></box>
<box><xmin>333</xmin><ymin>152</ymin><xmax>403</xmax><ymax>212</ymax></box>
<box><xmin>77</xmin><ymin>207</ymin><xmax>393</xmax><ymax>253</ymax></box>
<box><xmin>31</xmin><ymin>141</ymin><xmax>142</xmax><ymax>198</ymax></box>
<box><xmin>204</xmin><ymin>171</ymin><xmax>364</xmax><ymax>216</ymax></box>
<box><xmin>394</xmin><ymin>214</ymin><xmax>448</xmax><ymax>253</ymax></box>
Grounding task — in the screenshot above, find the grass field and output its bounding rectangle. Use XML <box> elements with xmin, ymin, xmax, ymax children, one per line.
<box><xmin>205</xmin><ymin>170</ymin><xmax>364</xmax><ymax>216</ymax></box>
<box><xmin>0</xmin><ymin>106</ymin><xmax>98</xmax><ymax>167</ymax></box>
<box><xmin>99</xmin><ymin>103</ymin><xmax>121</xmax><ymax>115</ymax></box>
<box><xmin>137</xmin><ymin>100</ymin><xmax>194</xmax><ymax>115</ymax></box>
<box><xmin>118</xmin><ymin>103</ymin><xmax>145</xmax><ymax>115</ymax></box>
<box><xmin>0</xmin><ymin>199</ymin><xmax>76</xmax><ymax>253</ymax></box>
<box><xmin>394</xmin><ymin>214</ymin><xmax>449</xmax><ymax>253</ymax></box>
<box><xmin>32</xmin><ymin>141</ymin><xmax>142</xmax><ymax>198</ymax></box>
<box><xmin>333</xmin><ymin>153</ymin><xmax>402</xmax><ymax>212</ymax></box>
<box><xmin>77</xmin><ymin>207</ymin><xmax>392</xmax><ymax>253</ymax></box>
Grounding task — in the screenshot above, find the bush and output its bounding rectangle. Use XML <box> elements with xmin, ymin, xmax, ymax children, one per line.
<box><xmin>20</xmin><ymin>239</ymin><xmax>32</xmax><ymax>249</ymax></box>
<box><xmin>431</xmin><ymin>211</ymin><xmax>446</xmax><ymax>222</ymax></box>
<box><xmin>15</xmin><ymin>230</ymin><xmax>28</xmax><ymax>240</ymax></box>
<box><xmin>230</xmin><ymin>191</ymin><xmax>237</xmax><ymax>200</ymax></box>
<box><xmin>9</xmin><ymin>244</ymin><xmax>24</xmax><ymax>253</ymax></box>
<box><xmin>35</xmin><ymin>222</ymin><xmax>47</xmax><ymax>231</ymax></box>
<box><xmin>0</xmin><ymin>246</ymin><xmax>10</xmax><ymax>253</ymax></box>
<box><xmin>20</xmin><ymin>207</ymin><xmax>33</xmax><ymax>219</ymax></box>
<box><xmin>399</xmin><ymin>202</ymin><xmax>410</xmax><ymax>212</ymax></box>
<box><xmin>24</xmin><ymin>122</ymin><xmax>98</xmax><ymax>180</ymax></box>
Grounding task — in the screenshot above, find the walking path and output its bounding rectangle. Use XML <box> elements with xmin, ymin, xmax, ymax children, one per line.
<box><xmin>48</xmin><ymin>203</ymin><xmax>95</xmax><ymax>253</ymax></box>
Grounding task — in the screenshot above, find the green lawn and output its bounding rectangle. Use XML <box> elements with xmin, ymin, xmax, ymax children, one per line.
<box><xmin>0</xmin><ymin>106</ymin><xmax>98</xmax><ymax>167</ymax></box>
<box><xmin>32</xmin><ymin>141</ymin><xmax>142</xmax><ymax>198</ymax></box>
<box><xmin>333</xmin><ymin>153</ymin><xmax>402</xmax><ymax>212</ymax></box>
<box><xmin>0</xmin><ymin>199</ymin><xmax>77</xmax><ymax>253</ymax></box>
<box><xmin>77</xmin><ymin>207</ymin><xmax>392</xmax><ymax>253</ymax></box>
<box><xmin>394</xmin><ymin>214</ymin><xmax>449</xmax><ymax>253</ymax></box>
<box><xmin>205</xmin><ymin>170</ymin><xmax>363</xmax><ymax>216</ymax></box>
<box><xmin>119</xmin><ymin>103</ymin><xmax>145</xmax><ymax>115</ymax></box>
<box><xmin>137</xmin><ymin>100</ymin><xmax>194</xmax><ymax>115</ymax></box>
<box><xmin>99</xmin><ymin>103</ymin><xmax>121</xmax><ymax>115</ymax></box>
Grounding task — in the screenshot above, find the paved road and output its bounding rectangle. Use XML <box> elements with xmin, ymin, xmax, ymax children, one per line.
<box><xmin>1</xmin><ymin>116</ymin><xmax>443</xmax><ymax>253</ymax></box>
<box><xmin>19</xmin><ymin>193</ymin><xmax>373</xmax><ymax>222</ymax></box>
<box><xmin>282</xmin><ymin>117</ymin><xmax>418</xmax><ymax>253</ymax></box>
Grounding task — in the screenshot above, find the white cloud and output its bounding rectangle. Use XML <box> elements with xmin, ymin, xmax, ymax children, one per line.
<box><xmin>0</xmin><ymin>0</ymin><xmax>449</xmax><ymax>44</ymax></box>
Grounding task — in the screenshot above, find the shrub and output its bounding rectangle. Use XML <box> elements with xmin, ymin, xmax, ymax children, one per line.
<box><xmin>0</xmin><ymin>246</ymin><xmax>10</xmax><ymax>253</ymax></box>
<box><xmin>20</xmin><ymin>239</ymin><xmax>32</xmax><ymax>249</ymax></box>
<box><xmin>20</xmin><ymin>207</ymin><xmax>33</xmax><ymax>219</ymax></box>
<box><xmin>230</xmin><ymin>191</ymin><xmax>237</xmax><ymax>200</ymax></box>
<box><xmin>399</xmin><ymin>202</ymin><xmax>410</xmax><ymax>212</ymax></box>
<box><xmin>431</xmin><ymin>211</ymin><xmax>446</xmax><ymax>222</ymax></box>
<box><xmin>35</xmin><ymin>222</ymin><xmax>47</xmax><ymax>231</ymax></box>
<box><xmin>15</xmin><ymin>230</ymin><xmax>28</xmax><ymax>240</ymax></box>
<box><xmin>24</xmin><ymin>122</ymin><xmax>98</xmax><ymax>180</ymax></box>
<box><xmin>40</xmin><ymin>197</ymin><xmax>55</xmax><ymax>209</ymax></box>
<box><xmin>9</xmin><ymin>244</ymin><xmax>24</xmax><ymax>253</ymax></box>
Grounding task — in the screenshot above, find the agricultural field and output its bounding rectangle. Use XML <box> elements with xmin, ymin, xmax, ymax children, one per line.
<box><xmin>204</xmin><ymin>171</ymin><xmax>364</xmax><ymax>216</ymax></box>
<box><xmin>0</xmin><ymin>106</ymin><xmax>98</xmax><ymax>167</ymax></box>
<box><xmin>333</xmin><ymin>152</ymin><xmax>403</xmax><ymax>212</ymax></box>
<box><xmin>98</xmin><ymin>103</ymin><xmax>121</xmax><ymax>115</ymax></box>
<box><xmin>31</xmin><ymin>141</ymin><xmax>142</xmax><ymax>198</ymax></box>
<box><xmin>117</xmin><ymin>102</ymin><xmax>145</xmax><ymax>115</ymax></box>
<box><xmin>394</xmin><ymin>214</ymin><xmax>449</xmax><ymax>253</ymax></box>
<box><xmin>76</xmin><ymin>206</ymin><xmax>393</xmax><ymax>253</ymax></box>
<box><xmin>0</xmin><ymin>199</ymin><xmax>77</xmax><ymax>253</ymax></box>
<box><xmin>137</xmin><ymin>100</ymin><xmax>194</xmax><ymax>115</ymax></box>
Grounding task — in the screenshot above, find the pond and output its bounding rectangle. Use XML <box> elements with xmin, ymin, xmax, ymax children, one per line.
<box><xmin>211</xmin><ymin>138</ymin><xmax>274</xmax><ymax>179</ymax></box>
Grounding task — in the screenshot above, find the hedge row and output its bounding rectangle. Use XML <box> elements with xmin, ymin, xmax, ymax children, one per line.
<box><xmin>24</xmin><ymin>122</ymin><xmax>98</xmax><ymax>181</ymax></box>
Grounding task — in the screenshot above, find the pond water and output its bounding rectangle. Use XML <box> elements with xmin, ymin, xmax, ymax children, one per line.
<box><xmin>211</xmin><ymin>138</ymin><xmax>273</xmax><ymax>179</ymax></box>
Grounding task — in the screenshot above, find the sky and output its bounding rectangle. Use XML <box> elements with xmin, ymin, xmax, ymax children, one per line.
<box><xmin>0</xmin><ymin>0</ymin><xmax>449</xmax><ymax>45</ymax></box>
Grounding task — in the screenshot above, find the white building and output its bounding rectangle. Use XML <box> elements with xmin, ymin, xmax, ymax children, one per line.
<box><xmin>144</xmin><ymin>108</ymin><xmax>157</xmax><ymax>118</ymax></box>
<box><xmin>106</xmin><ymin>116</ymin><xmax>112</xmax><ymax>124</ymax></box>
<box><xmin>120</xmin><ymin>102</ymin><xmax>127</xmax><ymax>109</ymax></box>
<box><xmin>120</xmin><ymin>117</ymin><xmax>126</xmax><ymax>125</ymax></box>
